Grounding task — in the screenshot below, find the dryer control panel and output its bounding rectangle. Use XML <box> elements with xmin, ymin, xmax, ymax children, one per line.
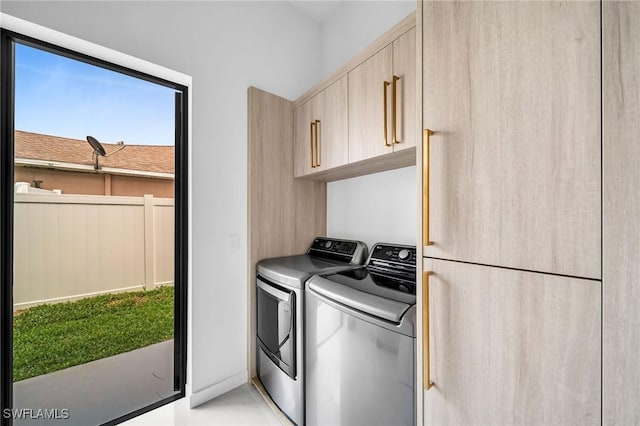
<box><xmin>308</xmin><ymin>237</ymin><xmax>368</xmax><ymax>265</ymax></box>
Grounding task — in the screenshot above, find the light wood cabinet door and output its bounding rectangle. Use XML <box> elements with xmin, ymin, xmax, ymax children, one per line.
<box><xmin>293</xmin><ymin>98</ymin><xmax>315</xmax><ymax>177</ymax></box>
<box><xmin>423</xmin><ymin>1</ymin><xmax>600</xmax><ymax>279</ymax></box>
<box><xmin>603</xmin><ymin>2</ymin><xmax>640</xmax><ymax>424</ymax></box>
<box><xmin>349</xmin><ymin>31</ymin><xmax>416</xmax><ymax>164</ymax></box>
<box><xmin>392</xmin><ymin>27</ymin><xmax>416</xmax><ymax>153</ymax></box>
<box><xmin>423</xmin><ymin>259</ymin><xmax>601</xmax><ymax>425</ymax></box>
<box><xmin>349</xmin><ymin>44</ymin><xmax>393</xmax><ymax>163</ymax></box>
<box><xmin>294</xmin><ymin>78</ymin><xmax>348</xmax><ymax>177</ymax></box>
<box><xmin>315</xmin><ymin>76</ymin><xmax>348</xmax><ymax>172</ymax></box>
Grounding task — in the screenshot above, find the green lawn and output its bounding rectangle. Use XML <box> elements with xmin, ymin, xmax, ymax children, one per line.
<box><xmin>13</xmin><ymin>286</ymin><xmax>174</xmax><ymax>382</ymax></box>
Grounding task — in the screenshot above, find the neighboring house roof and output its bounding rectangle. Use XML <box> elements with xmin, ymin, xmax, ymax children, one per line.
<box><xmin>15</xmin><ymin>130</ymin><xmax>175</xmax><ymax>176</ymax></box>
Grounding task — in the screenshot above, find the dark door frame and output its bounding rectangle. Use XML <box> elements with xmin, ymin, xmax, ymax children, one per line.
<box><xmin>0</xmin><ymin>29</ymin><xmax>189</xmax><ymax>426</ymax></box>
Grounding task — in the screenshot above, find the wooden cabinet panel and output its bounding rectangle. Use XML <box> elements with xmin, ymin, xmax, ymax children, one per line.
<box><xmin>293</xmin><ymin>98</ymin><xmax>315</xmax><ymax>178</ymax></box>
<box><xmin>248</xmin><ymin>87</ymin><xmax>326</xmax><ymax>378</ymax></box>
<box><xmin>392</xmin><ymin>27</ymin><xmax>416</xmax><ymax>153</ymax></box>
<box><xmin>348</xmin><ymin>32</ymin><xmax>416</xmax><ymax>164</ymax></box>
<box><xmin>423</xmin><ymin>1</ymin><xmax>600</xmax><ymax>279</ymax></box>
<box><xmin>315</xmin><ymin>76</ymin><xmax>348</xmax><ymax>172</ymax></box>
<box><xmin>603</xmin><ymin>2</ymin><xmax>640</xmax><ymax>424</ymax></box>
<box><xmin>349</xmin><ymin>44</ymin><xmax>393</xmax><ymax>163</ymax></box>
<box><xmin>294</xmin><ymin>78</ymin><xmax>348</xmax><ymax>177</ymax></box>
<box><xmin>423</xmin><ymin>259</ymin><xmax>601</xmax><ymax>425</ymax></box>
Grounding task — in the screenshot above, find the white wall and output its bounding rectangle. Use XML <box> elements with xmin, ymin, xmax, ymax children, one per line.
<box><xmin>321</xmin><ymin>1</ymin><xmax>418</xmax><ymax>250</ymax></box>
<box><xmin>1</xmin><ymin>0</ymin><xmax>321</xmax><ymax>404</ymax></box>
<box><xmin>320</xmin><ymin>0</ymin><xmax>415</xmax><ymax>79</ymax></box>
<box><xmin>327</xmin><ymin>167</ymin><xmax>417</xmax><ymax>249</ymax></box>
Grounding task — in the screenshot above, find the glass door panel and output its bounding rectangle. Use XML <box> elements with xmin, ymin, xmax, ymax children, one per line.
<box><xmin>1</xmin><ymin>34</ymin><xmax>187</xmax><ymax>425</ymax></box>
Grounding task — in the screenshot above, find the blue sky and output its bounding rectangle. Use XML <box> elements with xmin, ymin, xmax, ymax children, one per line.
<box><xmin>15</xmin><ymin>43</ymin><xmax>176</xmax><ymax>146</ymax></box>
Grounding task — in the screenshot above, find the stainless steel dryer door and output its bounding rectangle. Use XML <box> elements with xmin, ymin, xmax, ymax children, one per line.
<box><xmin>257</xmin><ymin>277</ymin><xmax>296</xmax><ymax>379</ymax></box>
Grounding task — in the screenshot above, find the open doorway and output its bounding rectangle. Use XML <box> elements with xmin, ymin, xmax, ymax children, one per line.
<box><xmin>1</xmin><ymin>30</ymin><xmax>188</xmax><ymax>426</ymax></box>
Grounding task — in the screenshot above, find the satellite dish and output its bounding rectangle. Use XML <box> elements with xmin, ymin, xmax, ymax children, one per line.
<box><xmin>86</xmin><ymin>135</ymin><xmax>106</xmax><ymax>156</ymax></box>
<box><xmin>86</xmin><ymin>135</ymin><xmax>126</xmax><ymax>171</ymax></box>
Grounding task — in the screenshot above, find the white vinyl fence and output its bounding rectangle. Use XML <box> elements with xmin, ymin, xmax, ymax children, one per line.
<box><xmin>13</xmin><ymin>193</ymin><xmax>174</xmax><ymax>310</ymax></box>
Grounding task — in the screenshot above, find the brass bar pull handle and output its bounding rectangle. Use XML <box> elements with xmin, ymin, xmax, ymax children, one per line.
<box><xmin>310</xmin><ymin>121</ymin><xmax>316</xmax><ymax>168</ymax></box>
<box><xmin>423</xmin><ymin>271</ymin><xmax>435</xmax><ymax>390</ymax></box>
<box><xmin>423</xmin><ymin>129</ymin><xmax>434</xmax><ymax>246</ymax></box>
<box><xmin>392</xmin><ymin>75</ymin><xmax>400</xmax><ymax>144</ymax></box>
<box><xmin>383</xmin><ymin>81</ymin><xmax>391</xmax><ymax>147</ymax></box>
<box><xmin>315</xmin><ymin>119</ymin><xmax>320</xmax><ymax>167</ymax></box>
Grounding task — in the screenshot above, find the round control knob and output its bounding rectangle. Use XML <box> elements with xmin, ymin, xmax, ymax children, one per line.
<box><xmin>324</xmin><ymin>240</ymin><xmax>333</xmax><ymax>249</ymax></box>
<box><xmin>398</xmin><ymin>249</ymin><xmax>411</xmax><ymax>261</ymax></box>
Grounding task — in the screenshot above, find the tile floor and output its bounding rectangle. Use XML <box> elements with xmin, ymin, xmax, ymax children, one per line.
<box><xmin>13</xmin><ymin>338</ymin><xmax>281</xmax><ymax>426</ymax></box>
<box><xmin>13</xmin><ymin>341</ymin><xmax>176</xmax><ymax>426</ymax></box>
<box><xmin>122</xmin><ymin>384</ymin><xmax>281</xmax><ymax>426</ymax></box>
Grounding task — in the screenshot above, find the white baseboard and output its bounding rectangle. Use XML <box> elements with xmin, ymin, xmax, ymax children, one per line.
<box><xmin>189</xmin><ymin>370</ymin><xmax>248</xmax><ymax>408</ymax></box>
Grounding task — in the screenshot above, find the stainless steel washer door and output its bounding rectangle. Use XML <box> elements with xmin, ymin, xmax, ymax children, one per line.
<box><xmin>257</xmin><ymin>277</ymin><xmax>296</xmax><ymax>378</ymax></box>
<box><xmin>305</xmin><ymin>284</ymin><xmax>415</xmax><ymax>426</ymax></box>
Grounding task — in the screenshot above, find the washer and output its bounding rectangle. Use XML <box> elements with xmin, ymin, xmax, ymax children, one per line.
<box><xmin>256</xmin><ymin>237</ymin><xmax>367</xmax><ymax>426</ymax></box>
<box><xmin>305</xmin><ymin>243</ymin><xmax>417</xmax><ymax>426</ymax></box>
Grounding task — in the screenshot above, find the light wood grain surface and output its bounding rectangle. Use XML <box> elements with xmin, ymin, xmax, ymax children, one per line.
<box><xmin>296</xmin><ymin>147</ymin><xmax>415</xmax><ymax>182</ymax></box>
<box><xmin>423</xmin><ymin>1</ymin><xmax>601</xmax><ymax>279</ymax></box>
<box><xmin>393</xmin><ymin>27</ymin><xmax>417</xmax><ymax>153</ymax></box>
<box><xmin>349</xmin><ymin>43</ymin><xmax>394</xmax><ymax>163</ymax></box>
<box><xmin>247</xmin><ymin>87</ymin><xmax>326</xmax><ymax>379</ymax></box>
<box><xmin>293</xmin><ymin>98</ymin><xmax>315</xmax><ymax>177</ymax></box>
<box><xmin>603</xmin><ymin>2</ymin><xmax>640</xmax><ymax>424</ymax></box>
<box><xmin>423</xmin><ymin>259</ymin><xmax>601</xmax><ymax>425</ymax></box>
<box><xmin>415</xmin><ymin>3</ymin><xmax>425</xmax><ymax>424</ymax></box>
<box><xmin>315</xmin><ymin>76</ymin><xmax>349</xmax><ymax>172</ymax></box>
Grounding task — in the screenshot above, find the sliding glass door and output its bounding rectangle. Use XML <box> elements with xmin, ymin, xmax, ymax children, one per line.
<box><xmin>1</xmin><ymin>30</ymin><xmax>188</xmax><ymax>426</ymax></box>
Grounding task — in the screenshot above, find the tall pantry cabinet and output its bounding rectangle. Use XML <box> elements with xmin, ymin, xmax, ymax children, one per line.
<box><xmin>603</xmin><ymin>2</ymin><xmax>640</xmax><ymax>424</ymax></box>
<box><xmin>420</xmin><ymin>1</ymin><xmax>606</xmax><ymax>424</ymax></box>
<box><xmin>422</xmin><ymin>1</ymin><xmax>601</xmax><ymax>278</ymax></box>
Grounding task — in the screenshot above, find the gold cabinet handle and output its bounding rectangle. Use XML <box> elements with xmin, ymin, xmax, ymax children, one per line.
<box><xmin>383</xmin><ymin>81</ymin><xmax>391</xmax><ymax>147</ymax></box>
<box><xmin>423</xmin><ymin>271</ymin><xmax>435</xmax><ymax>390</ymax></box>
<box><xmin>392</xmin><ymin>75</ymin><xmax>400</xmax><ymax>144</ymax></box>
<box><xmin>310</xmin><ymin>121</ymin><xmax>316</xmax><ymax>168</ymax></box>
<box><xmin>314</xmin><ymin>119</ymin><xmax>320</xmax><ymax>167</ymax></box>
<box><xmin>423</xmin><ymin>129</ymin><xmax>434</xmax><ymax>246</ymax></box>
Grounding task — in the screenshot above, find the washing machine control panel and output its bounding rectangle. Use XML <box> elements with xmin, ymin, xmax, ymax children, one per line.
<box><xmin>366</xmin><ymin>243</ymin><xmax>417</xmax><ymax>294</ymax></box>
<box><xmin>370</xmin><ymin>244</ymin><xmax>416</xmax><ymax>266</ymax></box>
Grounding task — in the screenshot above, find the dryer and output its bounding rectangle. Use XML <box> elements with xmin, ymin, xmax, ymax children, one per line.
<box><xmin>256</xmin><ymin>237</ymin><xmax>367</xmax><ymax>425</ymax></box>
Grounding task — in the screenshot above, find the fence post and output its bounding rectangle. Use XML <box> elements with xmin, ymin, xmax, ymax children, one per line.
<box><xmin>144</xmin><ymin>194</ymin><xmax>155</xmax><ymax>290</ymax></box>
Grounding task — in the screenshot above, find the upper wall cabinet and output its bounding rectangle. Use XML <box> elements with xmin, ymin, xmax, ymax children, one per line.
<box><xmin>293</xmin><ymin>14</ymin><xmax>416</xmax><ymax>181</ymax></box>
<box><xmin>393</xmin><ymin>28</ymin><xmax>417</xmax><ymax>156</ymax></box>
<box><xmin>422</xmin><ymin>1</ymin><xmax>600</xmax><ymax>279</ymax></box>
<box><xmin>294</xmin><ymin>77</ymin><xmax>348</xmax><ymax>177</ymax></box>
<box><xmin>349</xmin><ymin>28</ymin><xmax>416</xmax><ymax>163</ymax></box>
